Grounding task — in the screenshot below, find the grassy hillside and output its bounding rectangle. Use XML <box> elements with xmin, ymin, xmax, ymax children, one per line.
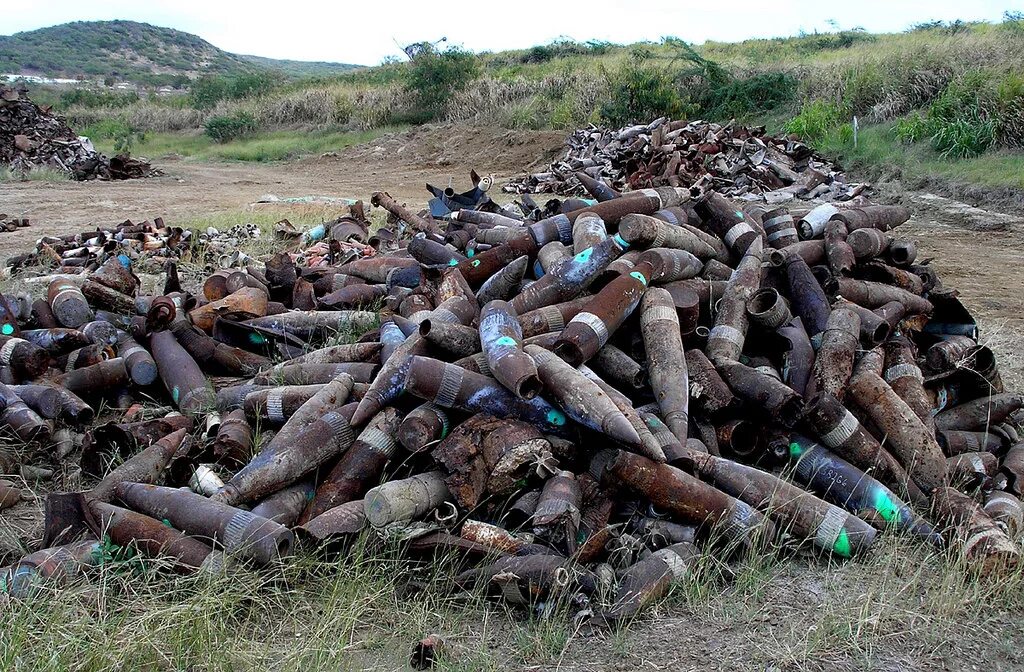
<box><xmin>10</xmin><ymin>16</ymin><xmax>1024</xmax><ymax>199</ymax></box>
<box><xmin>0</xmin><ymin>20</ymin><xmax>359</xmax><ymax>86</ymax></box>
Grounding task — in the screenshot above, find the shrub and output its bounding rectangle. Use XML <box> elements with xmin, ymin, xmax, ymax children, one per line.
<box><xmin>930</xmin><ymin>116</ymin><xmax>997</xmax><ymax>158</ymax></box>
<box><xmin>892</xmin><ymin>112</ymin><xmax>930</xmax><ymax>143</ymax></box>
<box><xmin>204</xmin><ymin>112</ymin><xmax>256</xmax><ymax>143</ymax></box>
<box><xmin>784</xmin><ymin>100</ymin><xmax>851</xmax><ymax>143</ymax></box>
<box><xmin>190</xmin><ymin>76</ymin><xmax>231</xmax><ymax>110</ymax></box>
<box><xmin>58</xmin><ymin>88</ymin><xmax>139</xmax><ymax>110</ymax></box>
<box><xmin>406</xmin><ymin>46</ymin><xmax>481</xmax><ymax>121</ymax></box>
<box><xmin>702</xmin><ymin>71</ymin><xmax>798</xmax><ymax>119</ymax></box>
<box><xmin>600</xmin><ymin>48</ymin><xmax>684</xmax><ymax>126</ymax></box>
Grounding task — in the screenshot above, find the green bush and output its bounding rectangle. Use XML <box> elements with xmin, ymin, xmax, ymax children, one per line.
<box><xmin>892</xmin><ymin>112</ymin><xmax>930</xmax><ymax>143</ymax></box>
<box><xmin>204</xmin><ymin>112</ymin><xmax>256</xmax><ymax>143</ymax></box>
<box><xmin>930</xmin><ymin>116</ymin><xmax>996</xmax><ymax>158</ymax></box>
<box><xmin>406</xmin><ymin>46</ymin><xmax>480</xmax><ymax>121</ymax></box>
<box><xmin>600</xmin><ymin>48</ymin><xmax>684</xmax><ymax>126</ymax></box>
<box><xmin>785</xmin><ymin>100</ymin><xmax>851</xmax><ymax>143</ymax></box>
<box><xmin>58</xmin><ymin>88</ymin><xmax>139</xmax><ymax>110</ymax></box>
<box><xmin>702</xmin><ymin>72</ymin><xmax>798</xmax><ymax>119</ymax></box>
<box><xmin>190</xmin><ymin>75</ymin><xmax>230</xmax><ymax>110</ymax></box>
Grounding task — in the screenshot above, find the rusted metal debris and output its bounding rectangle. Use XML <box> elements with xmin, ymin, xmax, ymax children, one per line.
<box><xmin>1</xmin><ymin>85</ymin><xmax>158</xmax><ymax>181</ymax></box>
<box><xmin>0</xmin><ymin>117</ymin><xmax>1021</xmax><ymax>628</ymax></box>
<box><xmin>503</xmin><ymin>118</ymin><xmax>865</xmax><ymax>204</ymax></box>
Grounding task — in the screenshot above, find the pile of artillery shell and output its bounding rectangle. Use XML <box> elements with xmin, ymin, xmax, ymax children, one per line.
<box><xmin>1</xmin><ymin>162</ymin><xmax>1022</xmax><ymax>625</ymax></box>
<box><xmin>503</xmin><ymin>118</ymin><xmax>864</xmax><ymax>205</ymax></box>
<box><xmin>0</xmin><ymin>85</ymin><xmax>157</xmax><ymax>181</ymax></box>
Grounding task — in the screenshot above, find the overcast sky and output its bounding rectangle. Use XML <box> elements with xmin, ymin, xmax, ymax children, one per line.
<box><xmin>3</xmin><ymin>1</ymin><xmax>1019</xmax><ymax>66</ymax></box>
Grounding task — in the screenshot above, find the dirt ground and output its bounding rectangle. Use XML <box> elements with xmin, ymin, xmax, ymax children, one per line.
<box><xmin>2</xmin><ymin>124</ymin><xmax>1024</xmax><ymax>671</ymax></box>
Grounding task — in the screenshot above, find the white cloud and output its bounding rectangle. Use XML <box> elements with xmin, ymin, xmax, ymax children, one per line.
<box><xmin>2</xmin><ymin>0</ymin><xmax>1016</xmax><ymax>66</ymax></box>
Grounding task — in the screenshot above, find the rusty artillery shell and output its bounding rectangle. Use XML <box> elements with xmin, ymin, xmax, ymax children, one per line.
<box><xmin>782</xmin><ymin>248</ymin><xmax>831</xmax><ymax>341</ymax></box>
<box><xmin>945</xmin><ymin>451</ymin><xmax>997</xmax><ymax>489</ymax></box>
<box><xmin>454</xmin><ymin>234</ymin><xmax>536</xmax><ymax>287</ymax></box>
<box><xmin>405</xmin><ymin>355</ymin><xmax>568</xmax><ymax>434</ymax></box>
<box><xmin>398</xmin><ymin>402</ymin><xmax>449</xmax><ymax>452</ymax></box>
<box><xmin>925</xmin><ymin>336</ymin><xmax>976</xmax><ymax>372</ymax></box>
<box><xmin>528</xmin><ymin>188</ymin><xmax>687</xmax><ymax>248</ymax></box>
<box><xmin>888</xmin><ymin>239</ymin><xmax>917</xmax><ymax>266</ymax></box>
<box><xmin>846</xmin><ymin>371</ymin><xmax>948</xmax><ymax>493</ymax></box>
<box><xmin>572</xmin><ymin>211</ymin><xmax>608</xmax><ymax>254</ymax></box>
<box><xmin>115</xmin><ymin>330</ymin><xmax>157</xmax><ymax>385</ymax></box>
<box><xmin>835</xmin><ymin>278</ymin><xmax>932</xmax><ymax>316</ymax></box>
<box><xmin>87</xmin><ymin>500</ymin><xmax>223</xmax><ymax>573</ymax></box>
<box><xmin>148</xmin><ymin>330</ymin><xmax>213</xmax><ymax>416</ymax></box>
<box><xmin>803</xmin><ymin>392</ymin><xmax>924</xmax><ymax>505</ymax></box>
<box><xmin>511</xmin><ymin>234</ymin><xmax>629</xmax><ymax>315</ymax></box>
<box><xmin>302</xmin><ymin>407</ymin><xmax>402</xmax><ymax>522</ymax></box>
<box><xmin>605</xmin><ymin>449</ymin><xmax>774</xmax><ymax>548</ymax></box>
<box><xmin>243</xmin><ymin>310</ymin><xmax>377</xmax><ymax>341</ymax></box>
<box><xmin>706</xmin><ymin>237</ymin><xmax>763</xmax><ymax>364</ymax></box>
<box><xmin>116</xmin><ymin>482</ymin><xmax>293</xmax><ymax>566</ymax></box>
<box><xmin>352</xmin><ymin>297</ymin><xmax>475</xmax><ymax>426</ymax></box>
<box><xmin>536</xmin><ymin>241</ymin><xmax>571</xmax><ymax>277</ymax></box>
<box><xmin>695</xmin><ymin>192</ymin><xmax>765</xmax><ymax>256</ymax></box>
<box><xmin>281</xmin><ymin>342</ymin><xmax>382</xmax><ymax>369</ymax></box>
<box><xmin>578</xmin><ymin>364</ymin><xmax>665</xmax><ymax>462</ymax></box>
<box><xmin>30</xmin><ymin>298</ymin><xmax>59</xmax><ymax>329</ymax></box>
<box><xmin>639</xmin><ymin>247</ymin><xmax>703</xmax><ymax>283</ymax></box>
<box><xmin>937</xmin><ymin>430</ymin><xmax>1002</xmax><ymax>456</ymax></box>
<box><xmin>553</xmin><ymin>260</ymin><xmax>654</xmax><ymax>367</ymax></box>
<box><xmin>761</xmin><ymin>207</ymin><xmax>798</xmax><ymax>249</ymax></box>
<box><xmin>90</xmin><ymin>255</ymin><xmax>139</xmax><ymax>295</ymax></box>
<box><xmin>0</xmin><ymin>479</ymin><xmax>24</xmax><ymax>510</ymax></box>
<box><xmin>0</xmin><ymin>539</ymin><xmax>104</xmax><ymax>599</ymax></box>
<box><xmin>768</xmin><ymin>240</ymin><xmax>826</xmax><ymax>269</ymax></box>
<box><xmin>419</xmin><ymin>319</ymin><xmax>480</xmax><ymax>357</ymax></box>
<box><xmin>8</xmin><ymin>384</ymin><xmax>62</xmax><ymax>419</ymax></box>
<box><xmin>408</xmin><ymin>236</ymin><xmax>466</xmax><ymax>267</ymax></box>
<box><xmin>252</xmin><ymin>362</ymin><xmax>376</xmax><ymax>386</ymax></box>
<box><xmin>212</xmin><ymin>408</ymin><xmax>253</xmax><ymax>465</ymax></box>
<box><xmin>931</xmin><ymin>486</ymin><xmax>1020</xmax><ymax>575</ymax></box>
<box><xmin>459</xmin><ymin>519</ymin><xmax>534</xmax><ymax>555</ymax></box>
<box><xmin>214</xmin><ymin>376</ymin><xmax>355</xmax><ymax>506</ymax></box>
<box><xmin>638</xmin><ymin>411</ymin><xmax>687</xmax><ymax>463</ymax></box>
<box><xmin>433</xmin><ymin>413</ymin><xmax>554</xmax><ymax>507</ymax></box>
<box><xmin>338</xmin><ymin>255</ymin><xmax>420</xmax><ymax>285</ymax></box>
<box><xmin>823</xmin><ymin>219</ymin><xmax>856</xmax><ymax>276</ymax></box>
<box><xmin>0</xmin><ymin>335</ymin><xmax>50</xmax><ymax>379</ymax></box>
<box><xmin>716</xmin><ymin>359</ymin><xmax>804</xmax><ymax>428</ymax></box>
<box><xmin>983</xmin><ymin>491</ymin><xmax>1024</xmax><ymax>537</ymax></box>
<box><xmin>747</xmin><ymin>288</ymin><xmax>792</xmax><ymax>330</ymax></box>
<box><xmin>480</xmin><ymin>300</ymin><xmax>541</xmax><ymax>400</ymax></box>
<box><xmin>250</xmin><ymin>480</ymin><xmax>315</xmax><ymax>526</ymax></box>
<box><xmin>590</xmin><ymin>343</ymin><xmax>646</xmax><ymax>392</ymax></box>
<box><xmin>91</xmin><ymin>427</ymin><xmax>189</xmax><ymax>502</ymax></box>
<box><xmin>605</xmin><ymin>542</ymin><xmax>699</xmax><ymax>622</ymax></box>
<box><xmin>47</xmin><ymin>278</ymin><xmax>94</xmax><ymax>328</ymax></box>
<box><xmin>832</xmin><ymin>205</ymin><xmax>911</xmax><ymax>232</ymax></box>
<box><xmin>846</xmin><ymin>228</ymin><xmax>890</xmax><ymax>260</ymax></box>
<box><xmin>882</xmin><ymin>336</ymin><xmax>933</xmax><ymax>430</ymax></box>
<box><xmin>20</xmin><ymin>327</ymin><xmax>91</xmax><ymax>355</ymax></box>
<box><xmin>807</xmin><ymin>306</ymin><xmax>860</xmax><ymax>400</ymax></box>
<box><xmin>575</xmin><ymin>172</ymin><xmax>620</xmax><ymax>202</ymax></box>
<box><xmin>684</xmin><ymin>348</ymin><xmax>734</xmax><ymax>416</ymax></box>
<box><xmin>0</xmin><ymin>382</ymin><xmax>51</xmax><ymax>441</ymax></box>
<box><xmin>318</xmin><ymin>283</ymin><xmax>387</xmax><ymax>310</ymax></box>
<box><xmin>532</xmin><ymin>470</ymin><xmax>581</xmax><ymax>553</ymax></box>
<box><xmin>57</xmin><ymin>342</ymin><xmax>114</xmax><ymax>372</ymax></box>
<box><xmin>371</xmin><ymin>191</ymin><xmax>438</xmax><ymax>234</ymax></box>
<box><xmin>788</xmin><ymin>434</ymin><xmax>939</xmax><ymax>544</ymax></box>
<box><xmin>80</xmin><ymin>319</ymin><xmax>120</xmax><ymax>346</ymax></box>
<box><xmin>525</xmin><ymin>344</ymin><xmax>639</xmax><ymax>446</ymax></box>
<box><xmin>295</xmin><ymin>499</ymin><xmax>367</xmax><ymax>545</ymax></box>
<box><xmin>618</xmin><ymin>214</ymin><xmax>716</xmax><ymax>258</ymax></box>
<box><xmin>775</xmin><ymin>317</ymin><xmax>815</xmax><ymax>395</ymax></box>
<box><xmin>640</xmin><ymin>287</ymin><xmax>688</xmax><ymax>444</ymax></box>
<box><xmin>934</xmin><ymin>394</ymin><xmax>1023</xmax><ymax>432</ymax></box>
<box><xmin>476</xmin><ymin>255</ymin><xmax>529</xmax><ymax>306</ymax></box>
<box><xmin>517</xmin><ymin>297</ymin><xmax>591</xmax><ymax>339</ymax></box>
<box><xmin>216</xmin><ymin>383</ymin><xmax>269</xmax><ymax>412</ymax></box>
<box><xmin>831</xmin><ymin>299</ymin><xmax>890</xmax><ymax>346</ymax></box>
<box><xmin>363</xmin><ymin>470</ymin><xmax>452</xmax><ymax>528</ymax></box>
<box><xmin>243</xmin><ymin>384</ymin><xmax>325</xmax><ymax>424</ymax></box>
<box><xmin>80</xmin><ymin>279</ymin><xmax>136</xmax><ymax>314</ymax></box>
<box><xmin>189</xmin><ymin>288</ymin><xmax>268</xmax><ymax>333</ymax></box>
<box><xmin>700</xmin><ymin>258</ymin><xmax>733</xmax><ymax>281</ymax></box>
<box><xmin>692</xmin><ymin>451</ymin><xmax>876</xmax><ymax>557</ymax></box>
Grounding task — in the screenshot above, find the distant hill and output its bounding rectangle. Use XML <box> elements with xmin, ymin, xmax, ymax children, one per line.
<box><xmin>0</xmin><ymin>20</ymin><xmax>361</xmax><ymax>86</ymax></box>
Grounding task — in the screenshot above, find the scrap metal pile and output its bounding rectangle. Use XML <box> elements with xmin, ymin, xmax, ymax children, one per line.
<box><xmin>1</xmin><ymin>171</ymin><xmax>1023</xmax><ymax>628</ymax></box>
<box><xmin>504</xmin><ymin>118</ymin><xmax>862</xmax><ymax>205</ymax></box>
<box><xmin>0</xmin><ymin>85</ymin><xmax>157</xmax><ymax>181</ymax></box>
<box><xmin>5</xmin><ymin>217</ymin><xmax>192</xmax><ymax>277</ymax></box>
